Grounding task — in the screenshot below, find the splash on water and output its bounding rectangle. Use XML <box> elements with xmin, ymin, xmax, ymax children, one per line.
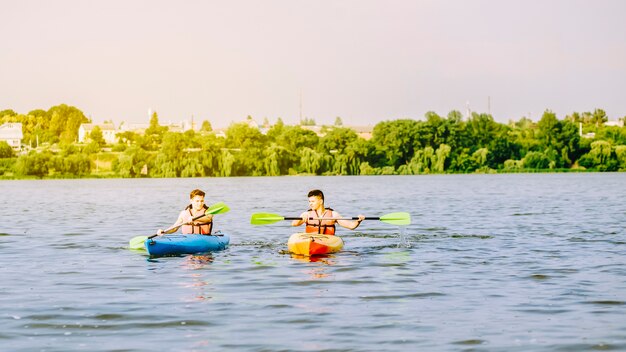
<box><xmin>397</xmin><ymin>226</ymin><xmax>411</xmax><ymax>248</ymax></box>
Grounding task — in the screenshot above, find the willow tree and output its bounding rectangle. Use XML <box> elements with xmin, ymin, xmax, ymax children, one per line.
<box><xmin>300</xmin><ymin>147</ymin><xmax>324</xmax><ymax>175</ymax></box>
<box><xmin>370</xmin><ymin>119</ymin><xmax>420</xmax><ymax>169</ymax></box>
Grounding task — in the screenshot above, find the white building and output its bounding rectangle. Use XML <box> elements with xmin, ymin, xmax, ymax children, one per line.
<box><xmin>605</xmin><ymin>120</ymin><xmax>625</xmax><ymax>127</ymax></box>
<box><xmin>0</xmin><ymin>122</ymin><xmax>23</xmax><ymax>150</ymax></box>
<box><xmin>78</xmin><ymin>123</ymin><xmax>117</xmax><ymax>144</ymax></box>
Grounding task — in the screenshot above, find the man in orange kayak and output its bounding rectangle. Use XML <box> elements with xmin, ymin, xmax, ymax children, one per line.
<box><xmin>291</xmin><ymin>189</ymin><xmax>365</xmax><ymax>235</ymax></box>
<box><xmin>158</xmin><ymin>189</ymin><xmax>214</xmax><ymax>235</ymax></box>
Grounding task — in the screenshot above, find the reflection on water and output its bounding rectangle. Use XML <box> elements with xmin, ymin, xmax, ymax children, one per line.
<box><xmin>183</xmin><ymin>255</ymin><xmax>215</xmax><ymax>301</ymax></box>
<box><xmin>184</xmin><ymin>254</ymin><xmax>215</xmax><ymax>268</ymax></box>
<box><xmin>289</xmin><ymin>253</ymin><xmax>336</xmax><ymax>264</ymax></box>
<box><xmin>290</xmin><ymin>254</ymin><xmax>336</xmax><ymax>279</ymax></box>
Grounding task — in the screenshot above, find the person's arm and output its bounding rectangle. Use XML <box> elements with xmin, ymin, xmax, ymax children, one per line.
<box><xmin>292</xmin><ymin>212</ymin><xmax>307</xmax><ymax>227</ymax></box>
<box><xmin>193</xmin><ymin>213</ymin><xmax>213</xmax><ymax>225</ymax></box>
<box><xmin>158</xmin><ymin>212</ymin><xmax>185</xmax><ymax>235</ymax></box>
<box><xmin>336</xmin><ymin>211</ymin><xmax>365</xmax><ymax>230</ymax></box>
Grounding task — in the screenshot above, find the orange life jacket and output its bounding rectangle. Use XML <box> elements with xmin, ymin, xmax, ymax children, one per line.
<box><xmin>181</xmin><ymin>205</ymin><xmax>212</xmax><ymax>235</ymax></box>
<box><xmin>305</xmin><ymin>208</ymin><xmax>336</xmax><ymax>235</ymax></box>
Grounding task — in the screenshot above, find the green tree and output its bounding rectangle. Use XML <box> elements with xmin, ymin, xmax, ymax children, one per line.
<box><xmin>317</xmin><ymin>127</ymin><xmax>359</xmax><ymax>174</ymax></box>
<box><xmin>180</xmin><ymin>155</ymin><xmax>204</xmax><ymax>177</ymax></box>
<box><xmin>317</xmin><ymin>127</ymin><xmax>357</xmax><ymax>153</ymax></box>
<box><xmin>14</xmin><ymin>151</ymin><xmax>53</xmax><ymax>178</ymax></box>
<box><xmin>465</xmin><ymin>113</ymin><xmax>500</xmax><ymax>149</ymax></box>
<box><xmin>201</xmin><ymin>120</ymin><xmax>213</xmax><ymax>132</ymax></box>
<box><xmin>370</xmin><ymin>119</ymin><xmax>420</xmax><ymax>168</ymax></box>
<box><xmin>400</xmin><ymin>146</ymin><xmax>435</xmax><ymax>174</ymax></box>
<box><xmin>196</xmin><ymin>133</ymin><xmax>223</xmax><ymax>176</ymax></box>
<box><xmin>537</xmin><ymin>110</ymin><xmax>559</xmax><ymax>147</ymax></box>
<box><xmin>143</xmin><ymin>111</ymin><xmax>167</xmax><ymax>150</ymax></box>
<box><xmin>89</xmin><ymin>125</ymin><xmax>106</xmax><ymax>146</ymax></box>
<box><xmin>359</xmin><ymin>161</ymin><xmax>377</xmax><ymax>175</ymax></box>
<box><xmin>341</xmin><ymin>138</ymin><xmax>371</xmax><ymax>175</ymax></box>
<box><xmin>153</xmin><ymin>132</ymin><xmax>189</xmax><ymax>177</ymax></box>
<box><xmin>116</xmin><ymin>131</ymin><xmax>138</xmax><ymax>145</ymax></box>
<box><xmin>433</xmin><ymin>144</ymin><xmax>451</xmax><ymax>173</ymax></box>
<box><xmin>266</xmin><ymin>124</ymin><xmax>319</xmax><ymax>170</ymax></box>
<box><xmin>113</xmin><ymin>146</ymin><xmax>151</xmax><ymax>177</ymax></box>
<box><xmin>47</xmin><ymin>104</ymin><xmax>90</xmax><ymax>144</ymax></box>
<box><xmin>590</xmin><ymin>108</ymin><xmax>608</xmax><ymax>127</ymax></box>
<box><xmin>615</xmin><ymin>145</ymin><xmax>626</xmax><ymax>170</ymax></box>
<box><xmin>594</xmin><ymin>126</ymin><xmax>626</xmax><ymax>146</ymax></box>
<box><xmin>588</xmin><ymin>140</ymin><xmax>612</xmax><ymax>166</ymax></box>
<box><xmin>0</xmin><ymin>141</ymin><xmax>14</xmax><ymax>158</ymax></box>
<box><xmin>300</xmin><ymin>147</ymin><xmax>324</xmax><ymax>174</ymax></box>
<box><xmin>565</xmin><ymin>111</ymin><xmax>582</xmax><ymax>124</ymax></box>
<box><xmin>0</xmin><ymin>109</ymin><xmax>18</xmax><ymax>120</ymax></box>
<box><xmin>263</xmin><ymin>144</ymin><xmax>291</xmax><ymax>176</ymax></box>
<box><xmin>53</xmin><ymin>153</ymin><xmax>91</xmax><ymax>176</ymax></box>
<box><xmin>219</xmin><ymin>150</ymin><xmax>235</xmax><ymax>177</ymax></box>
<box><xmin>522</xmin><ymin>151</ymin><xmax>551</xmax><ymax>169</ymax></box>
<box><xmin>225</xmin><ymin>122</ymin><xmax>267</xmax><ymax>175</ymax></box>
<box><xmin>300</xmin><ymin>117</ymin><xmax>316</xmax><ymax>126</ymax></box>
<box><xmin>472</xmin><ymin>148</ymin><xmax>489</xmax><ymax>170</ymax></box>
<box><xmin>83</xmin><ymin>141</ymin><xmax>101</xmax><ymax>155</ymax></box>
<box><xmin>534</xmin><ymin>111</ymin><xmax>581</xmax><ymax>168</ymax></box>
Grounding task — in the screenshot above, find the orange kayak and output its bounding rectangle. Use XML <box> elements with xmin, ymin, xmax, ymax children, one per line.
<box><xmin>287</xmin><ymin>233</ymin><xmax>344</xmax><ymax>256</ymax></box>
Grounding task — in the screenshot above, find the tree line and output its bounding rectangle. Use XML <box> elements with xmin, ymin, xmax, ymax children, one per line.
<box><xmin>1</xmin><ymin>104</ymin><xmax>625</xmax><ymax>178</ymax></box>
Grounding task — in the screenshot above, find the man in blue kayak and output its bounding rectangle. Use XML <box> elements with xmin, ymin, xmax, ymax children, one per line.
<box><xmin>291</xmin><ymin>189</ymin><xmax>365</xmax><ymax>235</ymax></box>
<box><xmin>158</xmin><ymin>189</ymin><xmax>213</xmax><ymax>235</ymax></box>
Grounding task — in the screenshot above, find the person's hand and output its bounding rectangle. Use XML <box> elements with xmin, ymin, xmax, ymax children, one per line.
<box><xmin>157</xmin><ymin>229</ymin><xmax>164</xmax><ymax>236</ymax></box>
<box><xmin>357</xmin><ymin>214</ymin><xmax>365</xmax><ymax>223</ymax></box>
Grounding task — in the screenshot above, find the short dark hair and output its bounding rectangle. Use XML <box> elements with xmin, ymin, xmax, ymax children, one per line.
<box><xmin>190</xmin><ymin>189</ymin><xmax>206</xmax><ymax>198</ymax></box>
<box><xmin>307</xmin><ymin>189</ymin><xmax>324</xmax><ymax>201</ymax></box>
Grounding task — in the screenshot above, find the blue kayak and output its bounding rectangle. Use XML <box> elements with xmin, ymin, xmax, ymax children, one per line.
<box><xmin>145</xmin><ymin>233</ymin><xmax>230</xmax><ymax>256</ymax></box>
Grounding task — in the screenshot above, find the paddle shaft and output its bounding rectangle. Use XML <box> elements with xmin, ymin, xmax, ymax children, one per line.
<box><xmin>289</xmin><ymin>217</ymin><xmax>378</xmax><ymax>221</ymax></box>
<box><xmin>147</xmin><ymin>213</ymin><xmax>210</xmax><ymax>240</ymax></box>
<box><xmin>251</xmin><ymin>211</ymin><xmax>409</xmax><ymax>226</ymax></box>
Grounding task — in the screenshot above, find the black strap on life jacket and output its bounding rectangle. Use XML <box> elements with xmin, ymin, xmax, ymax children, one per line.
<box><xmin>185</xmin><ymin>204</ymin><xmax>212</xmax><ymax>235</ymax></box>
<box><xmin>306</xmin><ymin>208</ymin><xmax>335</xmax><ymax>234</ymax></box>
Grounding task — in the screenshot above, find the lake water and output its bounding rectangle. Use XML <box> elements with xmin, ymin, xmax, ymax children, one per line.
<box><xmin>1</xmin><ymin>174</ymin><xmax>625</xmax><ymax>351</ymax></box>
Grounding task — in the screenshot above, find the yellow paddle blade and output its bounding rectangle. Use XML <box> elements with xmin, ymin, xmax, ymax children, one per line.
<box><xmin>206</xmin><ymin>202</ymin><xmax>230</xmax><ymax>215</ymax></box>
<box><xmin>379</xmin><ymin>212</ymin><xmax>411</xmax><ymax>226</ymax></box>
<box><xmin>250</xmin><ymin>213</ymin><xmax>285</xmax><ymax>225</ymax></box>
<box><xmin>129</xmin><ymin>236</ymin><xmax>147</xmax><ymax>250</ymax></box>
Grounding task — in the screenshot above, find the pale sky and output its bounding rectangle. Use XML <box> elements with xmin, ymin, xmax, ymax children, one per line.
<box><xmin>2</xmin><ymin>0</ymin><xmax>625</xmax><ymax>127</ymax></box>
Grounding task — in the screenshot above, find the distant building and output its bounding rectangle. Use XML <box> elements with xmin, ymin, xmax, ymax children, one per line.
<box><xmin>212</xmin><ymin>128</ymin><xmax>227</xmax><ymax>138</ymax></box>
<box><xmin>300</xmin><ymin>124</ymin><xmax>373</xmax><ymax>139</ymax></box>
<box><xmin>78</xmin><ymin>123</ymin><xmax>117</xmax><ymax>144</ymax></box>
<box><xmin>162</xmin><ymin>120</ymin><xmax>193</xmax><ymax>133</ymax></box>
<box><xmin>118</xmin><ymin>122</ymin><xmax>149</xmax><ymax>135</ymax></box>
<box><xmin>0</xmin><ymin>122</ymin><xmax>23</xmax><ymax>150</ymax></box>
<box><xmin>243</xmin><ymin>117</ymin><xmax>270</xmax><ymax>134</ymax></box>
<box><xmin>349</xmin><ymin>125</ymin><xmax>373</xmax><ymax>140</ymax></box>
<box><xmin>605</xmin><ymin>120</ymin><xmax>624</xmax><ymax>127</ymax></box>
<box><xmin>118</xmin><ymin>120</ymin><xmax>196</xmax><ymax>134</ymax></box>
<box><xmin>79</xmin><ymin>119</ymin><xmax>199</xmax><ymax>144</ymax></box>
<box><xmin>300</xmin><ymin>125</ymin><xmax>324</xmax><ymax>136</ymax></box>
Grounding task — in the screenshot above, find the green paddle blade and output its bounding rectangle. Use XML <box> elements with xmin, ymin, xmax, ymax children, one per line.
<box><xmin>379</xmin><ymin>212</ymin><xmax>411</xmax><ymax>226</ymax></box>
<box><xmin>250</xmin><ymin>213</ymin><xmax>285</xmax><ymax>225</ymax></box>
<box><xmin>129</xmin><ymin>235</ymin><xmax>148</xmax><ymax>250</ymax></box>
<box><xmin>206</xmin><ymin>202</ymin><xmax>230</xmax><ymax>215</ymax></box>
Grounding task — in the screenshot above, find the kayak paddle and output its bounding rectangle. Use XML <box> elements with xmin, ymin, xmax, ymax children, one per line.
<box><xmin>129</xmin><ymin>202</ymin><xmax>230</xmax><ymax>250</ymax></box>
<box><xmin>250</xmin><ymin>211</ymin><xmax>411</xmax><ymax>226</ymax></box>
